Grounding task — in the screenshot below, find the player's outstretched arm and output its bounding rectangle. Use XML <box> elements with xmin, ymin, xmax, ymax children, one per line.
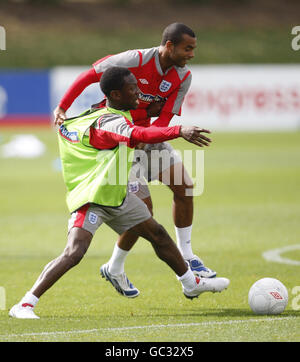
<box><xmin>53</xmin><ymin>68</ymin><xmax>99</xmax><ymax>125</ymax></box>
<box><xmin>180</xmin><ymin>127</ymin><xmax>212</xmax><ymax>147</ymax></box>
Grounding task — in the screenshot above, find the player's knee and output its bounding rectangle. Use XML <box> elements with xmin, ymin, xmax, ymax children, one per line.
<box><xmin>151</xmin><ymin>223</ymin><xmax>170</xmax><ymax>246</ymax></box>
<box><xmin>173</xmin><ymin>182</ymin><xmax>194</xmax><ymax>200</ymax></box>
<box><xmin>63</xmin><ymin>242</ymin><xmax>87</xmax><ymax>268</ymax></box>
<box><xmin>155</xmin><ymin>223</ymin><xmax>166</xmax><ymax>237</ymax></box>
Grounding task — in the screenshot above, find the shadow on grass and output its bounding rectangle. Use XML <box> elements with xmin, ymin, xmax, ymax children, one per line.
<box><xmin>146</xmin><ymin>308</ymin><xmax>300</xmax><ymax>319</ymax></box>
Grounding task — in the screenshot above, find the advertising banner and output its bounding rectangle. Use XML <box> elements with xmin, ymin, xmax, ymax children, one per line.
<box><xmin>1</xmin><ymin>65</ymin><xmax>300</xmax><ymax>131</ymax></box>
<box><xmin>172</xmin><ymin>65</ymin><xmax>300</xmax><ymax>131</ymax></box>
<box><xmin>0</xmin><ymin>70</ymin><xmax>50</xmax><ymax>125</ymax></box>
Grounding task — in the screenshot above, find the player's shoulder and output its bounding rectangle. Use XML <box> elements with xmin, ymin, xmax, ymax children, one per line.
<box><xmin>94</xmin><ymin>111</ymin><xmax>125</xmax><ymax>129</ymax></box>
<box><xmin>137</xmin><ymin>46</ymin><xmax>159</xmax><ymax>65</ymax></box>
<box><xmin>93</xmin><ymin>48</ymin><xmax>144</xmax><ymax>72</ymax></box>
<box><xmin>173</xmin><ymin>65</ymin><xmax>192</xmax><ymax>82</ymax></box>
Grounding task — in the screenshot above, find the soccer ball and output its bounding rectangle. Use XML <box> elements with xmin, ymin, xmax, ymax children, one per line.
<box><xmin>248</xmin><ymin>278</ymin><xmax>288</xmax><ymax>315</ymax></box>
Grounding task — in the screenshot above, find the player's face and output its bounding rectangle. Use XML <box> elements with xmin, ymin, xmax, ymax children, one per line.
<box><xmin>120</xmin><ymin>74</ymin><xmax>140</xmax><ymax>110</ymax></box>
<box><xmin>169</xmin><ymin>34</ymin><xmax>197</xmax><ymax>67</ymax></box>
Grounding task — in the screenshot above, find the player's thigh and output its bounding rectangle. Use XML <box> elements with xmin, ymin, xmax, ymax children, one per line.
<box><xmin>146</xmin><ymin>142</ymin><xmax>193</xmax><ymax>189</ymax></box>
<box><xmin>141</xmin><ymin>196</ymin><xmax>153</xmax><ymax>216</ymax></box>
<box><xmin>128</xmin><ymin>216</ymin><xmax>167</xmax><ymax>244</ymax></box>
<box><xmin>159</xmin><ymin>161</ymin><xmax>194</xmax><ymax>196</ymax></box>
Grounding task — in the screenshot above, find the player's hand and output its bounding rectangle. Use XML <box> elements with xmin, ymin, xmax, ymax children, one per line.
<box><xmin>135</xmin><ymin>142</ymin><xmax>146</xmax><ymax>150</ymax></box>
<box><xmin>53</xmin><ymin>106</ymin><xmax>66</xmax><ymax>126</ymax></box>
<box><xmin>146</xmin><ymin>100</ymin><xmax>165</xmax><ymax>117</ymax></box>
<box><xmin>180</xmin><ymin>127</ymin><xmax>212</xmax><ymax>147</ymax></box>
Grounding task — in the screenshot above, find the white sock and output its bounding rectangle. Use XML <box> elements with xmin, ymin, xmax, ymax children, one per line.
<box><xmin>175</xmin><ymin>225</ymin><xmax>194</xmax><ymax>260</ymax></box>
<box><xmin>108</xmin><ymin>243</ymin><xmax>129</xmax><ymax>275</ymax></box>
<box><xmin>178</xmin><ymin>269</ymin><xmax>197</xmax><ymax>291</ymax></box>
<box><xmin>20</xmin><ymin>291</ymin><xmax>39</xmax><ymax>308</ymax></box>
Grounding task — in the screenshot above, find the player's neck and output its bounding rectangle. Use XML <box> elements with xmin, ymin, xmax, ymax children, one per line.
<box><xmin>158</xmin><ymin>46</ymin><xmax>174</xmax><ymax>73</ymax></box>
<box><xmin>106</xmin><ymin>100</ymin><xmax>123</xmax><ymax>111</ymax></box>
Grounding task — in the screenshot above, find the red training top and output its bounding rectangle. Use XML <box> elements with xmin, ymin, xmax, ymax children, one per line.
<box><xmin>59</xmin><ymin>47</ymin><xmax>192</xmax><ymax>128</ymax></box>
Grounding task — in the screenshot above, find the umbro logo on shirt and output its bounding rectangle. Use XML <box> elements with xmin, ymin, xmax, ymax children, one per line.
<box><xmin>139</xmin><ymin>78</ymin><xmax>149</xmax><ymax>84</ymax></box>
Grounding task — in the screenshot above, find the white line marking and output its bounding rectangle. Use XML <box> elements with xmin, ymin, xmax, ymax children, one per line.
<box><xmin>262</xmin><ymin>244</ymin><xmax>300</xmax><ymax>266</ymax></box>
<box><xmin>1</xmin><ymin>316</ymin><xmax>297</xmax><ymax>339</ymax></box>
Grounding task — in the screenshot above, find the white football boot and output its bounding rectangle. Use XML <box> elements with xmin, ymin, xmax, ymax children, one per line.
<box><xmin>183</xmin><ymin>277</ymin><xmax>230</xmax><ymax>300</ymax></box>
<box><xmin>100</xmin><ymin>263</ymin><xmax>140</xmax><ymax>298</ymax></box>
<box><xmin>186</xmin><ymin>255</ymin><xmax>217</xmax><ymax>278</ymax></box>
<box><xmin>9</xmin><ymin>303</ymin><xmax>40</xmax><ymax>319</ymax></box>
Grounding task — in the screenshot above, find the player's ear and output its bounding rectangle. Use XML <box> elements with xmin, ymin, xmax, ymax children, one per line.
<box><xmin>110</xmin><ymin>89</ymin><xmax>122</xmax><ymax>101</ymax></box>
<box><xmin>165</xmin><ymin>40</ymin><xmax>174</xmax><ymax>53</ymax></box>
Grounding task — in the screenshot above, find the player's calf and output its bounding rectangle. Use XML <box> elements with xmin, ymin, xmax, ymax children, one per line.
<box><xmin>132</xmin><ymin>218</ymin><xmax>188</xmax><ymax>277</ymax></box>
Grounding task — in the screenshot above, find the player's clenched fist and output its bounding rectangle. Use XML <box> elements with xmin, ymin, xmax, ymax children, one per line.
<box><xmin>53</xmin><ymin>106</ymin><xmax>67</xmax><ymax>126</ymax></box>
<box><xmin>180</xmin><ymin>127</ymin><xmax>211</xmax><ymax>147</ymax></box>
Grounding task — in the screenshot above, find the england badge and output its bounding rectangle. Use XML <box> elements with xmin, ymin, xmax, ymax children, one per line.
<box><xmin>88</xmin><ymin>212</ymin><xmax>98</xmax><ymax>225</ymax></box>
<box><xmin>159</xmin><ymin>80</ymin><xmax>172</xmax><ymax>92</ymax></box>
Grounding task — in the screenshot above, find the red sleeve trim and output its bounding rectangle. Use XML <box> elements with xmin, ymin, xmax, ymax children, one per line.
<box><xmin>138</xmin><ymin>51</ymin><xmax>143</xmax><ymax>67</ymax></box>
<box><xmin>182</xmin><ymin>70</ymin><xmax>191</xmax><ymax>83</ymax></box>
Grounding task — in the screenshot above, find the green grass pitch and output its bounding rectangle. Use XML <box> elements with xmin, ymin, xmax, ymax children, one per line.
<box><xmin>0</xmin><ymin>128</ymin><xmax>299</xmax><ymax>342</ymax></box>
